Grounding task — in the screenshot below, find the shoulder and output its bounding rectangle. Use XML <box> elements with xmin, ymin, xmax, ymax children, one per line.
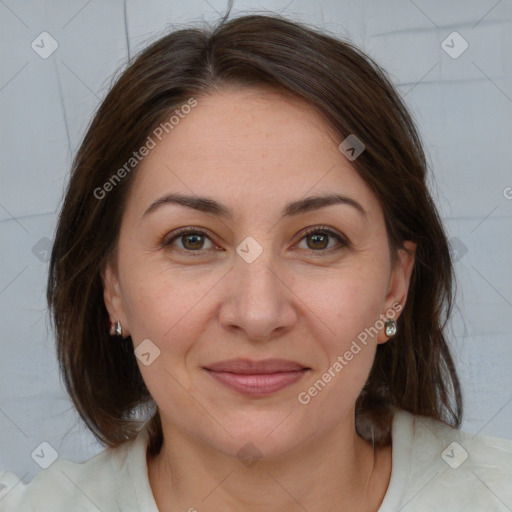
<box><xmin>0</xmin><ymin>430</ymin><xmax>145</xmax><ymax>512</ymax></box>
<box><xmin>381</xmin><ymin>409</ymin><xmax>512</xmax><ymax>512</ymax></box>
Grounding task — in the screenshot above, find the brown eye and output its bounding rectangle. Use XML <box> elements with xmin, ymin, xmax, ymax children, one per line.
<box><xmin>306</xmin><ymin>232</ymin><xmax>329</xmax><ymax>250</ymax></box>
<box><xmin>163</xmin><ymin>229</ymin><xmax>216</xmax><ymax>252</ymax></box>
<box><xmin>180</xmin><ymin>233</ymin><xmax>206</xmax><ymax>250</ymax></box>
<box><xmin>296</xmin><ymin>227</ymin><xmax>348</xmax><ymax>253</ymax></box>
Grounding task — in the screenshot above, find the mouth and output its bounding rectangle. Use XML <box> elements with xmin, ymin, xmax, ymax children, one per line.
<box><xmin>202</xmin><ymin>358</ymin><xmax>311</xmax><ymax>397</ymax></box>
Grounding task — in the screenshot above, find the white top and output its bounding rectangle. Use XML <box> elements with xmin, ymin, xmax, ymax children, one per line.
<box><xmin>1</xmin><ymin>409</ymin><xmax>511</xmax><ymax>511</ymax></box>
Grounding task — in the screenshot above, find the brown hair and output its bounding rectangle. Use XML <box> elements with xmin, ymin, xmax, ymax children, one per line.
<box><xmin>47</xmin><ymin>11</ymin><xmax>462</xmax><ymax>456</ymax></box>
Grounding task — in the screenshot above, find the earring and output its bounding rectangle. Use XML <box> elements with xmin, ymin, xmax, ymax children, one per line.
<box><xmin>385</xmin><ymin>318</ymin><xmax>397</xmax><ymax>337</ymax></box>
<box><xmin>109</xmin><ymin>321</ymin><xmax>122</xmax><ymax>337</ymax></box>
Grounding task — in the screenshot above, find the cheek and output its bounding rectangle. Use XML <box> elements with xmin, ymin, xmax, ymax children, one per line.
<box><xmin>122</xmin><ymin>269</ymin><xmax>216</xmax><ymax>346</ymax></box>
<box><xmin>296</xmin><ymin>277</ymin><xmax>381</xmax><ymax>417</ymax></box>
<box><xmin>292</xmin><ymin>262</ymin><xmax>387</xmax><ymax>407</ymax></box>
<box><xmin>297</xmin><ymin>265</ymin><xmax>387</xmax><ymax>346</ymax></box>
<box><xmin>119</xmin><ymin>270</ymin><xmax>216</xmax><ymax>407</ymax></box>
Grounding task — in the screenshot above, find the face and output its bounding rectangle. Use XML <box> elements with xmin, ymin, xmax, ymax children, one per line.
<box><xmin>103</xmin><ymin>86</ymin><xmax>415</xmax><ymax>458</ymax></box>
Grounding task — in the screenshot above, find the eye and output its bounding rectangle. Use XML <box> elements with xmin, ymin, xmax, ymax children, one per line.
<box><xmin>162</xmin><ymin>226</ymin><xmax>349</xmax><ymax>256</ymax></box>
<box><xmin>295</xmin><ymin>226</ymin><xmax>348</xmax><ymax>253</ymax></box>
<box><xmin>162</xmin><ymin>228</ymin><xmax>218</xmax><ymax>253</ymax></box>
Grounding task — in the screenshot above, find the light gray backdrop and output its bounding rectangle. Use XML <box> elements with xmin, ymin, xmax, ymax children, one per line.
<box><xmin>1</xmin><ymin>0</ymin><xmax>511</xmax><ymax>483</ymax></box>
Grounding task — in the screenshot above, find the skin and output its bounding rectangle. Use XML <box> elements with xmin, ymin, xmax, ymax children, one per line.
<box><xmin>103</xmin><ymin>86</ymin><xmax>416</xmax><ymax>512</ymax></box>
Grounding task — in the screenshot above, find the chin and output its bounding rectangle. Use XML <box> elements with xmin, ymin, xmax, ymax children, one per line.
<box><xmin>201</xmin><ymin>410</ymin><xmax>311</xmax><ymax>462</ymax></box>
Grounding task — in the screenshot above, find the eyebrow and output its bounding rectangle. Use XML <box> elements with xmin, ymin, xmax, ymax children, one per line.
<box><xmin>142</xmin><ymin>192</ymin><xmax>367</xmax><ymax>219</ymax></box>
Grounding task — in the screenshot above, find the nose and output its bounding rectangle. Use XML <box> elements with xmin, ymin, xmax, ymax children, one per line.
<box><xmin>218</xmin><ymin>245</ymin><xmax>298</xmax><ymax>342</ymax></box>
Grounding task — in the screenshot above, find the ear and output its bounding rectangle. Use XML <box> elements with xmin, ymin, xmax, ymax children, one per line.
<box><xmin>377</xmin><ymin>240</ymin><xmax>416</xmax><ymax>344</ymax></box>
<box><xmin>102</xmin><ymin>260</ymin><xmax>130</xmax><ymax>338</ymax></box>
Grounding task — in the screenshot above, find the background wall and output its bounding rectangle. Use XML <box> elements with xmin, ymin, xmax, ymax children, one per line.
<box><xmin>1</xmin><ymin>0</ymin><xmax>511</xmax><ymax>483</ymax></box>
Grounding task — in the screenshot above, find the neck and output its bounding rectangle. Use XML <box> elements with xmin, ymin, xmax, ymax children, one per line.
<box><xmin>147</xmin><ymin>417</ymin><xmax>390</xmax><ymax>512</ymax></box>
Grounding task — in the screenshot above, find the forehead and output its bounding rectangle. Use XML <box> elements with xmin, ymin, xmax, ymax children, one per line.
<box><xmin>124</xmin><ymin>87</ymin><xmax>380</xmax><ymax>222</ymax></box>
<box><xmin>174</xmin><ymin>87</ymin><xmax>340</xmax><ymax>156</ymax></box>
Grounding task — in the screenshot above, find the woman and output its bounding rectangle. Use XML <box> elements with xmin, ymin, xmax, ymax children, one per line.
<box><xmin>1</xmin><ymin>11</ymin><xmax>510</xmax><ymax>512</ymax></box>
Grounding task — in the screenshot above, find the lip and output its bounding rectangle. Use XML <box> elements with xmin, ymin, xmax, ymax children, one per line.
<box><xmin>203</xmin><ymin>358</ymin><xmax>310</xmax><ymax>397</ymax></box>
<box><xmin>205</xmin><ymin>358</ymin><xmax>309</xmax><ymax>374</ymax></box>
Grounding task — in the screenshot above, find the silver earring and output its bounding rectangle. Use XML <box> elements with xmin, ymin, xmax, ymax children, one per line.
<box><xmin>110</xmin><ymin>321</ymin><xmax>122</xmax><ymax>337</ymax></box>
<box><xmin>385</xmin><ymin>319</ymin><xmax>397</xmax><ymax>337</ymax></box>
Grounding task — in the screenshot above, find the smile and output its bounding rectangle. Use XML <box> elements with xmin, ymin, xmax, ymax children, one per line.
<box><xmin>203</xmin><ymin>358</ymin><xmax>310</xmax><ymax>397</ymax></box>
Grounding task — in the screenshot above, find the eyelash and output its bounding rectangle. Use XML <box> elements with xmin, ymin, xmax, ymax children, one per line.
<box><xmin>162</xmin><ymin>226</ymin><xmax>349</xmax><ymax>256</ymax></box>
